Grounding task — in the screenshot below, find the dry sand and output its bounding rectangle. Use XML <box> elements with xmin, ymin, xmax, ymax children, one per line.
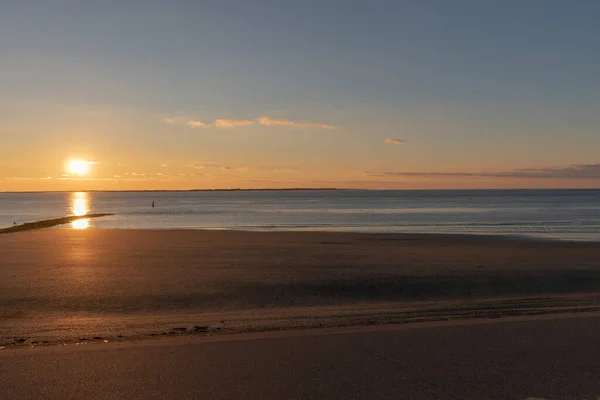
<box><xmin>1</xmin><ymin>229</ymin><xmax>600</xmax><ymax>346</ymax></box>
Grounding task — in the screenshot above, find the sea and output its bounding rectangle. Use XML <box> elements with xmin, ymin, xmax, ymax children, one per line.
<box><xmin>1</xmin><ymin>189</ymin><xmax>600</xmax><ymax>241</ymax></box>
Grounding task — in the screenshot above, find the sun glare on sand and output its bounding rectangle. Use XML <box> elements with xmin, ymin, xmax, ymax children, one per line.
<box><xmin>67</xmin><ymin>159</ymin><xmax>91</xmax><ymax>176</ymax></box>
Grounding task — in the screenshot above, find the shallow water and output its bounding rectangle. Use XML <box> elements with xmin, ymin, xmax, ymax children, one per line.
<box><xmin>1</xmin><ymin>189</ymin><xmax>600</xmax><ymax>240</ymax></box>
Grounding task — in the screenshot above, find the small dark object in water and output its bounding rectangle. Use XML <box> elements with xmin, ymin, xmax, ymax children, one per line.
<box><xmin>152</xmin><ymin>200</ymin><xmax>155</xmax><ymax>208</ymax></box>
<box><xmin>93</xmin><ymin>336</ymin><xmax>103</xmax><ymax>340</ymax></box>
<box><xmin>118</xmin><ymin>335</ymin><xmax>124</xmax><ymax>338</ymax></box>
<box><xmin>79</xmin><ymin>338</ymin><xmax>88</xmax><ymax>341</ymax></box>
<box><xmin>173</xmin><ymin>327</ymin><xmax>187</xmax><ymax>332</ymax></box>
<box><xmin>15</xmin><ymin>338</ymin><xmax>26</xmax><ymax>343</ymax></box>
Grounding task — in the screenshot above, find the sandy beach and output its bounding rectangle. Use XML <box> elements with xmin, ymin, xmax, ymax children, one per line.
<box><xmin>2</xmin><ymin>316</ymin><xmax>600</xmax><ymax>399</ymax></box>
<box><xmin>1</xmin><ymin>229</ymin><xmax>600</xmax><ymax>346</ymax></box>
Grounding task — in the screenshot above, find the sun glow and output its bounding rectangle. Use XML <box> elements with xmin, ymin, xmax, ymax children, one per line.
<box><xmin>72</xmin><ymin>218</ymin><xmax>90</xmax><ymax>229</ymax></box>
<box><xmin>73</xmin><ymin>198</ymin><xmax>88</xmax><ymax>216</ymax></box>
<box><xmin>71</xmin><ymin>192</ymin><xmax>90</xmax><ymax>229</ymax></box>
<box><xmin>67</xmin><ymin>159</ymin><xmax>91</xmax><ymax>176</ymax></box>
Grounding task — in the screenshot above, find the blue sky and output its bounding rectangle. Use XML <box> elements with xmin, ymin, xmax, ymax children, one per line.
<box><xmin>2</xmin><ymin>0</ymin><xmax>600</xmax><ymax>190</ymax></box>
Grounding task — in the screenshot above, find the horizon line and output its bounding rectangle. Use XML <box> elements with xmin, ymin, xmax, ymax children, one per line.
<box><xmin>1</xmin><ymin>187</ymin><xmax>600</xmax><ymax>194</ymax></box>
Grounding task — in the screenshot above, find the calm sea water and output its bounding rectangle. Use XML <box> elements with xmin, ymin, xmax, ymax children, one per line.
<box><xmin>1</xmin><ymin>189</ymin><xmax>600</xmax><ymax>240</ymax></box>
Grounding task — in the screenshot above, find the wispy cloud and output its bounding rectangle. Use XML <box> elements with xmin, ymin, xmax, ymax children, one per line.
<box><xmin>176</xmin><ymin>172</ymin><xmax>205</xmax><ymax>178</ymax></box>
<box><xmin>163</xmin><ymin>115</ymin><xmax>337</xmax><ymax>130</ymax></box>
<box><xmin>218</xmin><ymin>165</ymin><xmax>248</xmax><ymax>172</ymax></box>
<box><xmin>186</xmin><ymin>120</ymin><xmax>207</xmax><ymax>128</ymax></box>
<box><xmin>160</xmin><ymin>163</ymin><xmax>168</xmax><ymax>168</ymax></box>
<box><xmin>188</xmin><ymin>164</ymin><xmax>204</xmax><ymax>170</ymax></box>
<box><xmin>257</xmin><ymin>116</ymin><xmax>338</xmax><ymax>130</ymax></box>
<box><xmin>272</xmin><ymin>168</ymin><xmax>293</xmax><ymax>173</ymax></box>
<box><xmin>155</xmin><ymin>172</ymin><xmax>170</xmax><ymax>177</ymax></box>
<box><xmin>215</xmin><ymin>119</ymin><xmax>255</xmax><ymax>128</ymax></box>
<box><xmin>385</xmin><ymin>138</ymin><xmax>404</xmax><ymax>145</ymax></box>
<box><xmin>59</xmin><ymin>175</ymin><xmax>156</xmax><ymax>181</ymax></box>
<box><xmin>367</xmin><ymin>164</ymin><xmax>600</xmax><ymax>179</ymax></box>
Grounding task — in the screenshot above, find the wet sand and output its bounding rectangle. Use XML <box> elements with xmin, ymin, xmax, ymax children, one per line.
<box><xmin>1</xmin><ymin>229</ymin><xmax>600</xmax><ymax>345</ymax></box>
<box><xmin>2</xmin><ymin>316</ymin><xmax>600</xmax><ymax>399</ymax></box>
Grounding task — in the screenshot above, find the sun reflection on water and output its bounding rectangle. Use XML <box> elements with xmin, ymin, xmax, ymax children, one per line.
<box><xmin>71</xmin><ymin>192</ymin><xmax>90</xmax><ymax>229</ymax></box>
<box><xmin>72</xmin><ymin>218</ymin><xmax>90</xmax><ymax>229</ymax></box>
<box><xmin>73</xmin><ymin>198</ymin><xmax>87</xmax><ymax>216</ymax></box>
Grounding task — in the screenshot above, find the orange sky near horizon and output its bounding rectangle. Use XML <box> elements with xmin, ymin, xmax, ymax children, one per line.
<box><xmin>1</xmin><ymin>100</ymin><xmax>599</xmax><ymax>191</ymax></box>
<box><xmin>2</xmin><ymin>2</ymin><xmax>600</xmax><ymax>191</ymax></box>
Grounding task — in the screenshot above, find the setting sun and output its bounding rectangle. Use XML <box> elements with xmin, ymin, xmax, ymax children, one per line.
<box><xmin>67</xmin><ymin>159</ymin><xmax>91</xmax><ymax>176</ymax></box>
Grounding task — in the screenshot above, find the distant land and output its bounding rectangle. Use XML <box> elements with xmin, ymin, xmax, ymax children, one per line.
<box><xmin>0</xmin><ymin>188</ymin><xmax>355</xmax><ymax>194</ymax></box>
<box><xmin>1</xmin><ymin>188</ymin><xmax>599</xmax><ymax>194</ymax></box>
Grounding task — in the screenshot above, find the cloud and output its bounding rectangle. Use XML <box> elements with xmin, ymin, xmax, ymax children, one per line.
<box><xmin>215</xmin><ymin>119</ymin><xmax>255</xmax><ymax>128</ymax></box>
<box><xmin>272</xmin><ymin>168</ymin><xmax>293</xmax><ymax>173</ymax></box>
<box><xmin>367</xmin><ymin>164</ymin><xmax>600</xmax><ymax>179</ymax></box>
<box><xmin>163</xmin><ymin>115</ymin><xmax>337</xmax><ymax>130</ymax></box>
<box><xmin>188</xmin><ymin>164</ymin><xmax>204</xmax><ymax>170</ymax></box>
<box><xmin>218</xmin><ymin>166</ymin><xmax>248</xmax><ymax>172</ymax></box>
<box><xmin>128</xmin><ymin>172</ymin><xmax>146</xmax><ymax>176</ymax></box>
<box><xmin>58</xmin><ymin>176</ymin><xmax>138</xmax><ymax>181</ymax></box>
<box><xmin>186</xmin><ymin>120</ymin><xmax>207</xmax><ymax>128</ymax></box>
<box><xmin>385</xmin><ymin>138</ymin><xmax>404</xmax><ymax>145</ymax></box>
<box><xmin>176</xmin><ymin>172</ymin><xmax>205</xmax><ymax>178</ymax></box>
<box><xmin>160</xmin><ymin>164</ymin><xmax>168</xmax><ymax>168</ymax></box>
<box><xmin>154</xmin><ymin>172</ymin><xmax>170</xmax><ymax>177</ymax></box>
<box><xmin>257</xmin><ymin>116</ymin><xmax>337</xmax><ymax>130</ymax></box>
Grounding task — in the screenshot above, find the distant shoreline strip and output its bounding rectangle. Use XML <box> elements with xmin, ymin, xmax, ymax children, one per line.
<box><xmin>0</xmin><ymin>214</ymin><xmax>113</xmax><ymax>234</ymax></box>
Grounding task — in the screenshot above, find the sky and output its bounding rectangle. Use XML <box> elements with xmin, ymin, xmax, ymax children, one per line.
<box><xmin>1</xmin><ymin>0</ymin><xmax>600</xmax><ymax>191</ymax></box>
